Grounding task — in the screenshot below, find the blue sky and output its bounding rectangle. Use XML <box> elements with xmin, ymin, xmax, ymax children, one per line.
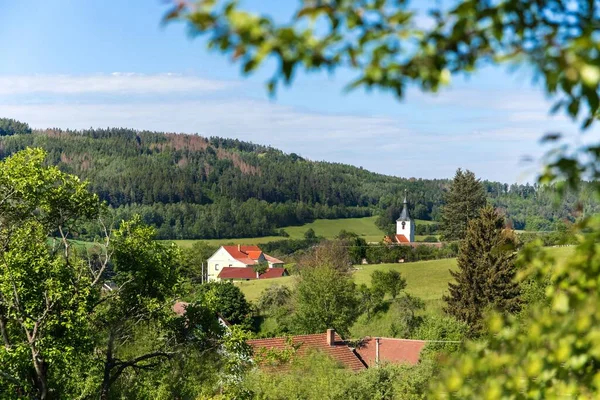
<box><xmin>0</xmin><ymin>0</ymin><xmax>597</xmax><ymax>182</ymax></box>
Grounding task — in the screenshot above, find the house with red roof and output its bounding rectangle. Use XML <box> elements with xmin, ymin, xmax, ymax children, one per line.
<box><xmin>248</xmin><ymin>329</ymin><xmax>366</xmax><ymax>371</ymax></box>
<box><xmin>354</xmin><ymin>337</ymin><xmax>426</xmax><ymax>367</ymax></box>
<box><xmin>247</xmin><ymin>329</ymin><xmax>428</xmax><ymax>371</ymax></box>
<box><xmin>207</xmin><ymin>245</ymin><xmax>287</xmax><ymax>282</ymax></box>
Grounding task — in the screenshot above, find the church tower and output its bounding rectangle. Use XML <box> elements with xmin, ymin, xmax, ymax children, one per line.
<box><xmin>396</xmin><ymin>191</ymin><xmax>415</xmax><ymax>242</ymax></box>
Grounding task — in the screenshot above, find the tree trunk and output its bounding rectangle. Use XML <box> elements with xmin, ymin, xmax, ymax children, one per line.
<box><xmin>100</xmin><ymin>332</ymin><xmax>114</xmax><ymax>400</ymax></box>
<box><xmin>31</xmin><ymin>348</ymin><xmax>48</xmax><ymax>400</ymax></box>
<box><xmin>0</xmin><ymin>312</ymin><xmax>11</xmax><ymax>349</ymax></box>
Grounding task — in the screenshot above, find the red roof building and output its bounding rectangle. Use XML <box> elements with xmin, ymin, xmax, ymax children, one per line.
<box><xmin>248</xmin><ymin>329</ymin><xmax>366</xmax><ymax>371</ymax></box>
<box><xmin>207</xmin><ymin>244</ymin><xmax>287</xmax><ymax>282</ymax></box>
<box><xmin>217</xmin><ymin>267</ymin><xmax>287</xmax><ymax>280</ymax></box>
<box><xmin>354</xmin><ymin>337</ymin><xmax>426</xmax><ymax>367</ymax></box>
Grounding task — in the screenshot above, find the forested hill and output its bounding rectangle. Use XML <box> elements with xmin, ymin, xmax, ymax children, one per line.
<box><xmin>0</xmin><ymin>122</ymin><xmax>596</xmax><ymax>239</ymax></box>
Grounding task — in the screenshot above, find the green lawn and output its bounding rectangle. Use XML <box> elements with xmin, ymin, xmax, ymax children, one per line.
<box><xmin>169</xmin><ymin>216</ymin><xmax>437</xmax><ymax>248</ymax></box>
<box><xmin>237</xmin><ymin>246</ymin><xmax>575</xmax><ymax>336</ymax></box>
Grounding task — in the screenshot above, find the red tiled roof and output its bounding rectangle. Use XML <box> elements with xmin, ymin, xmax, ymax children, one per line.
<box><xmin>248</xmin><ymin>331</ymin><xmax>366</xmax><ymax>371</ymax></box>
<box><xmin>260</xmin><ymin>268</ymin><xmax>287</xmax><ymax>279</ymax></box>
<box><xmin>354</xmin><ymin>337</ymin><xmax>426</xmax><ymax>367</ymax></box>
<box><xmin>247</xmin><ymin>250</ymin><xmax>263</xmax><ymax>260</ymax></box>
<box><xmin>222</xmin><ymin>245</ymin><xmax>284</xmax><ymax>266</ymax></box>
<box><xmin>217</xmin><ymin>267</ymin><xmax>287</xmax><ymax>280</ymax></box>
<box><xmin>218</xmin><ymin>267</ymin><xmax>257</xmax><ymax>280</ymax></box>
<box><xmin>395</xmin><ymin>234</ymin><xmax>410</xmax><ymax>243</ymax></box>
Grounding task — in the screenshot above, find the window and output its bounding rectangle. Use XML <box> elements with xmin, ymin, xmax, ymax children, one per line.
<box><xmin>215</xmin><ymin>264</ymin><xmax>219</xmax><ymax>271</ymax></box>
<box><xmin>229</xmin><ymin>264</ymin><xmax>233</xmax><ymax>267</ymax></box>
<box><xmin>401</xmin><ymin>221</ymin><xmax>406</xmax><ymax>229</ymax></box>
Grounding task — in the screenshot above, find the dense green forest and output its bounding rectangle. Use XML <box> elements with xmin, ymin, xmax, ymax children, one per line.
<box><xmin>0</xmin><ymin>122</ymin><xmax>596</xmax><ymax>239</ymax></box>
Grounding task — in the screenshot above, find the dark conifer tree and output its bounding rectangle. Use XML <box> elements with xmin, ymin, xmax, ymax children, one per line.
<box><xmin>444</xmin><ymin>205</ymin><xmax>520</xmax><ymax>335</ymax></box>
<box><xmin>440</xmin><ymin>169</ymin><xmax>487</xmax><ymax>240</ymax></box>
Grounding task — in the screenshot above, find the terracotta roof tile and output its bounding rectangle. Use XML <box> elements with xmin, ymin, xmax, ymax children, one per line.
<box><xmin>259</xmin><ymin>268</ymin><xmax>287</xmax><ymax>279</ymax></box>
<box><xmin>354</xmin><ymin>337</ymin><xmax>426</xmax><ymax>367</ymax></box>
<box><xmin>217</xmin><ymin>267</ymin><xmax>257</xmax><ymax>280</ymax></box>
<box><xmin>217</xmin><ymin>267</ymin><xmax>287</xmax><ymax>280</ymax></box>
<box><xmin>247</xmin><ymin>250</ymin><xmax>263</xmax><ymax>260</ymax></box>
<box><xmin>248</xmin><ymin>332</ymin><xmax>366</xmax><ymax>371</ymax></box>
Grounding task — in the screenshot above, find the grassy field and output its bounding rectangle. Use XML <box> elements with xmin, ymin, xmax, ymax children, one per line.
<box><xmin>168</xmin><ymin>216</ymin><xmax>437</xmax><ymax>248</ymax></box>
<box><xmin>235</xmin><ymin>257</ymin><xmax>456</xmax><ymax>304</ymax></box>
<box><xmin>236</xmin><ymin>246</ymin><xmax>575</xmax><ymax>336</ymax></box>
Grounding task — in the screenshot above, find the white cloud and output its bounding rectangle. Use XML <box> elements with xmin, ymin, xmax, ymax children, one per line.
<box><xmin>0</xmin><ymin>73</ymin><xmax>232</xmax><ymax>95</ymax></box>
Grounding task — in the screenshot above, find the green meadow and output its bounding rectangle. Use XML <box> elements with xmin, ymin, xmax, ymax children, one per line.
<box><xmin>167</xmin><ymin>216</ymin><xmax>436</xmax><ymax>248</ymax></box>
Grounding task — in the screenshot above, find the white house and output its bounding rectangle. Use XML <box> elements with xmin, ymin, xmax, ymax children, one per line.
<box><xmin>206</xmin><ymin>245</ymin><xmax>286</xmax><ymax>282</ymax></box>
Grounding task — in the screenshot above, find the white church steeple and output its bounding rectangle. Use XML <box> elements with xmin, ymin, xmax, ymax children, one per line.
<box><xmin>396</xmin><ymin>190</ymin><xmax>415</xmax><ymax>242</ymax></box>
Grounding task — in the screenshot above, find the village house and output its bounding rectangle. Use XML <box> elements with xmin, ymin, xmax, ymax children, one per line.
<box><xmin>248</xmin><ymin>329</ymin><xmax>366</xmax><ymax>371</ymax></box>
<box><xmin>353</xmin><ymin>336</ymin><xmax>426</xmax><ymax>367</ymax></box>
<box><xmin>247</xmin><ymin>329</ymin><xmax>426</xmax><ymax>370</ymax></box>
<box><xmin>206</xmin><ymin>245</ymin><xmax>287</xmax><ymax>282</ymax></box>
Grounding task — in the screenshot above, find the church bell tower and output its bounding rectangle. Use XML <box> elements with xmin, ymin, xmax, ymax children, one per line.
<box><xmin>396</xmin><ymin>190</ymin><xmax>415</xmax><ymax>242</ymax></box>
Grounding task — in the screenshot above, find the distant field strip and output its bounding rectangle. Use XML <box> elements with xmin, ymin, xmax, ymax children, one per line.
<box><xmin>168</xmin><ymin>216</ymin><xmax>438</xmax><ymax>248</ymax></box>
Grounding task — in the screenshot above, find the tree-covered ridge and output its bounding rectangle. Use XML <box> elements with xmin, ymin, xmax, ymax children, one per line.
<box><xmin>0</xmin><ymin>125</ymin><xmax>596</xmax><ymax>239</ymax></box>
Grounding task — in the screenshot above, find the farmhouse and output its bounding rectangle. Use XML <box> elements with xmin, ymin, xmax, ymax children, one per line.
<box><xmin>207</xmin><ymin>245</ymin><xmax>286</xmax><ymax>282</ymax></box>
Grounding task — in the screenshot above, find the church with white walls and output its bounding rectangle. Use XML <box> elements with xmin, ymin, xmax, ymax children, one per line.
<box><xmin>395</xmin><ymin>194</ymin><xmax>415</xmax><ymax>243</ymax></box>
<box><xmin>383</xmin><ymin>192</ymin><xmax>443</xmax><ymax>247</ymax></box>
<box><xmin>384</xmin><ymin>192</ymin><xmax>415</xmax><ymax>244</ymax></box>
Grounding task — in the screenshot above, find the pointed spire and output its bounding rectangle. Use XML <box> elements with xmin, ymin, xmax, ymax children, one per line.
<box><xmin>397</xmin><ymin>189</ymin><xmax>411</xmax><ymax>221</ymax></box>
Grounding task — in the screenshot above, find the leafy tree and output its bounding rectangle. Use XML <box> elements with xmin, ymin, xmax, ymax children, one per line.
<box><xmin>304</xmin><ymin>228</ymin><xmax>316</xmax><ymax>239</ymax></box>
<box><xmin>337</xmin><ymin>230</ymin><xmax>367</xmax><ymax>264</ymax></box>
<box><xmin>432</xmin><ymin>220</ymin><xmax>600</xmax><ymax>398</ymax></box>
<box><xmin>291</xmin><ymin>264</ymin><xmax>359</xmax><ymax>337</ymax></box>
<box><xmin>444</xmin><ymin>205</ymin><xmax>521</xmax><ymax>335</ymax></box>
<box><xmin>440</xmin><ymin>169</ymin><xmax>487</xmax><ymax>241</ymax></box>
<box><xmin>167</xmin><ymin>1</ymin><xmax>600</xmax><ymax>127</ymax></box>
<box><xmin>96</xmin><ymin>217</ymin><xmax>182</xmax><ymax>399</ymax></box>
<box><xmin>252</xmin><ymin>260</ymin><xmax>269</xmax><ymax>276</ymax></box>
<box><xmin>357</xmin><ymin>283</ymin><xmax>384</xmax><ymax>321</ymax></box>
<box><xmin>180</xmin><ymin>241</ymin><xmax>217</xmax><ymax>283</ymax></box>
<box><xmin>390</xmin><ymin>294</ymin><xmax>425</xmax><ymax>338</ymax></box>
<box><xmin>196</xmin><ymin>281</ymin><xmax>252</xmax><ymax>328</ymax></box>
<box><xmin>257</xmin><ymin>284</ymin><xmax>292</xmax><ymax>316</ymax></box>
<box><xmin>299</xmin><ymin>240</ymin><xmax>353</xmax><ymax>273</ymax></box>
<box><xmin>0</xmin><ymin>148</ymin><xmax>101</xmax><ymax>399</ymax></box>
<box><xmin>371</xmin><ymin>270</ymin><xmax>407</xmax><ymax>300</ymax></box>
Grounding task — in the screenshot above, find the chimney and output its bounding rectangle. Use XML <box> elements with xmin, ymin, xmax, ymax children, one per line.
<box><xmin>375</xmin><ymin>337</ymin><xmax>380</xmax><ymax>366</ymax></box>
<box><xmin>326</xmin><ymin>329</ymin><xmax>335</xmax><ymax>346</ymax></box>
<box><xmin>238</xmin><ymin>244</ymin><xmax>241</xmax><ymax>252</ymax></box>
